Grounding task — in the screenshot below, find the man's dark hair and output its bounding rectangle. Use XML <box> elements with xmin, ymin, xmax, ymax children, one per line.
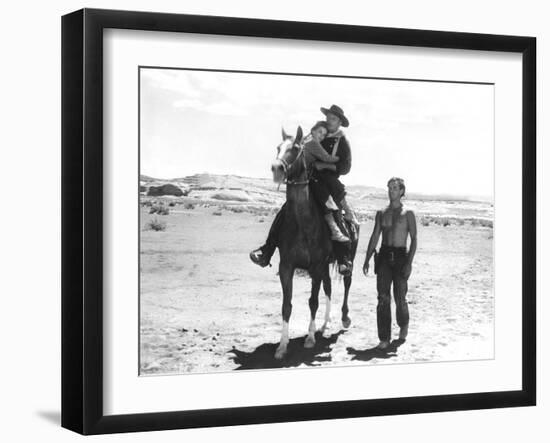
<box><xmin>311</xmin><ymin>120</ymin><xmax>328</xmax><ymax>133</ymax></box>
<box><xmin>387</xmin><ymin>177</ymin><xmax>406</xmax><ymax>197</ymax></box>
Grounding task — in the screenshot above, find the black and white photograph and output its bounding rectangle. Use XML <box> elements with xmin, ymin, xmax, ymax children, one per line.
<box><xmin>138</xmin><ymin>67</ymin><xmax>494</xmax><ymax>375</ymax></box>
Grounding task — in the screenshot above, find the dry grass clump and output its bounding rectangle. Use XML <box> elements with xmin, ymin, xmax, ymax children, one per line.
<box><xmin>149</xmin><ymin>204</ymin><xmax>170</xmax><ymax>215</ymax></box>
<box><xmin>420</xmin><ymin>215</ymin><xmax>493</xmax><ymax>228</ymax></box>
<box><xmin>145</xmin><ymin>217</ymin><xmax>166</xmax><ymax>231</ymax></box>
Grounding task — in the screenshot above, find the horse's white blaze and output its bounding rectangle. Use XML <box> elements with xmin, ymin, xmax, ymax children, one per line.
<box><xmin>271</xmin><ymin>160</ymin><xmax>284</xmax><ymax>172</ymax></box>
<box><xmin>276</xmin><ymin>139</ymin><xmax>293</xmax><ymax>161</ymax></box>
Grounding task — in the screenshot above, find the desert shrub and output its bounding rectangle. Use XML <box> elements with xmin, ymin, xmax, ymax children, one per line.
<box><xmin>457</xmin><ymin>218</ymin><xmax>465</xmax><ymax>226</ymax></box>
<box><xmin>442</xmin><ymin>218</ymin><xmax>450</xmax><ymax>227</ymax></box>
<box><xmin>184</xmin><ymin>203</ymin><xmax>195</xmax><ymax>210</ymax></box>
<box><xmin>143</xmin><ymin>200</ymin><xmax>153</xmax><ymax>207</ymax></box>
<box><xmin>479</xmin><ymin>219</ymin><xmax>493</xmax><ymax>228</ymax></box>
<box><xmin>145</xmin><ymin>218</ymin><xmax>166</xmax><ymax>231</ymax></box>
<box><xmin>230</xmin><ymin>206</ymin><xmax>244</xmax><ymax>213</ymax></box>
<box><xmin>212</xmin><ymin>210</ymin><xmax>223</xmax><ymax>216</ymax></box>
<box><xmin>147</xmin><ymin>184</ymin><xmax>184</xmax><ymax>197</ymax></box>
<box><xmin>150</xmin><ymin>204</ymin><xmax>169</xmax><ymax>215</ymax></box>
<box><xmin>211</xmin><ymin>191</ymin><xmax>250</xmax><ymax>202</ymax></box>
<box><xmin>168</xmin><ymin>201</ymin><xmax>176</xmax><ymax>207</ymax></box>
<box><xmin>421</xmin><ymin>217</ymin><xmax>430</xmax><ymax>227</ymax></box>
<box><xmin>258</xmin><ymin>218</ymin><xmax>265</xmax><ymax>223</ymax></box>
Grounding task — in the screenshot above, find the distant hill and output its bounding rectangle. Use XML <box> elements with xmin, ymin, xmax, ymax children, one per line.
<box><xmin>139</xmin><ymin>173</ymin><xmax>492</xmax><ymax>221</ymax></box>
<box><xmin>140</xmin><ymin>174</ymin><xmax>158</xmax><ymax>183</ymax></box>
<box><xmin>140</xmin><ymin>173</ymin><xmax>285</xmax><ymax>205</ymax></box>
<box><xmin>139</xmin><ymin>173</ymin><xmax>491</xmax><ymax>205</ymax></box>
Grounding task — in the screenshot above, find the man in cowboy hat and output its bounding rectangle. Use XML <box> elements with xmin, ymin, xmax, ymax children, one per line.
<box><xmin>249</xmin><ymin>104</ymin><xmax>358</xmax><ymax>269</ymax></box>
<box><xmin>315</xmin><ymin>104</ymin><xmax>359</xmax><ymax>226</ymax></box>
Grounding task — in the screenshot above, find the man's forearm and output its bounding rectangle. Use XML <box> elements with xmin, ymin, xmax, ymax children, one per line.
<box><xmin>365</xmin><ymin>236</ymin><xmax>379</xmax><ymax>263</ymax></box>
<box><xmin>407</xmin><ymin>238</ymin><xmax>417</xmax><ymax>265</ymax></box>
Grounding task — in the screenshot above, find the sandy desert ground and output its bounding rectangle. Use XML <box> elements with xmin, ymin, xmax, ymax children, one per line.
<box><xmin>139</xmin><ymin>187</ymin><xmax>494</xmax><ymax>375</ymax></box>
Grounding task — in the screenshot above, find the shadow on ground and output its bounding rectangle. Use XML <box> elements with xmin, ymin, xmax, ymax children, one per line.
<box><xmin>346</xmin><ymin>339</ymin><xmax>406</xmax><ymax>362</ymax></box>
<box><xmin>229</xmin><ymin>330</ymin><xmax>346</xmax><ymax>370</ymax></box>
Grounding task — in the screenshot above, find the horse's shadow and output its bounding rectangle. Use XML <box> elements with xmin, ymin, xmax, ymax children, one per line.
<box><xmin>229</xmin><ymin>330</ymin><xmax>346</xmax><ymax>370</ymax></box>
<box><xmin>346</xmin><ymin>339</ymin><xmax>406</xmax><ymax>362</ymax></box>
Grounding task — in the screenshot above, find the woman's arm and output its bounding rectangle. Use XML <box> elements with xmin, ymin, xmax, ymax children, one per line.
<box><xmin>314</xmin><ymin>161</ymin><xmax>337</xmax><ymax>171</ymax></box>
<box><xmin>306</xmin><ymin>140</ymin><xmax>339</xmax><ymax>163</ymax></box>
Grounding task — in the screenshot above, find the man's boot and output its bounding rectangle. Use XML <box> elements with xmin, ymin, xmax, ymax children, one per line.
<box><xmin>249</xmin><ymin>203</ymin><xmax>286</xmax><ymax>268</ymax></box>
<box><xmin>250</xmin><ymin>243</ymin><xmax>275</xmax><ymax>267</ymax></box>
<box><xmin>340</xmin><ymin>197</ymin><xmax>360</xmax><ymax>226</ymax></box>
<box><xmin>324</xmin><ymin>213</ymin><xmax>350</xmax><ymax>242</ymax></box>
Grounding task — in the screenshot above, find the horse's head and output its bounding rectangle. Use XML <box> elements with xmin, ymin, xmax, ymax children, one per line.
<box><xmin>271</xmin><ymin>126</ymin><xmax>304</xmax><ymax>184</ymax></box>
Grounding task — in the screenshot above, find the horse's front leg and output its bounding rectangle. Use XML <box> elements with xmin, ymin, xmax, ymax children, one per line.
<box><xmin>320</xmin><ymin>273</ymin><xmax>332</xmax><ymax>337</ymax></box>
<box><xmin>305</xmin><ymin>277</ymin><xmax>321</xmax><ymax>348</ymax></box>
<box><xmin>342</xmin><ymin>274</ymin><xmax>352</xmax><ymax>329</ymax></box>
<box><xmin>275</xmin><ymin>264</ymin><xmax>294</xmax><ymax>360</ymax></box>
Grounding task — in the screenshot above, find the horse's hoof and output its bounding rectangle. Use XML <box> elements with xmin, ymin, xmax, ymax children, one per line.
<box><xmin>274</xmin><ymin>347</ymin><xmax>287</xmax><ymax>360</ymax></box>
<box><xmin>304</xmin><ymin>336</ymin><xmax>316</xmax><ymax>349</ymax></box>
<box><xmin>342</xmin><ymin>317</ymin><xmax>351</xmax><ymax>329</ymax></box>
<box><xmin>320</xmin><ymin>323</ymin><xmax>332</xmax><ymax>338</ymax></box>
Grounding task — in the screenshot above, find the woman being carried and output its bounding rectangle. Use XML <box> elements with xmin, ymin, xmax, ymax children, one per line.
<box><xmin>303</xmin><ymin>121</ymin><xmax>350</xmax><ymax>242</ymax></box>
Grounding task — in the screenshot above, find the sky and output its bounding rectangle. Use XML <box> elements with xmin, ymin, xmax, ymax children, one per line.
<box><xmin>140</xmin><ymin>68</ymin><xmax>494</xmax><ymax>199</ymax></box>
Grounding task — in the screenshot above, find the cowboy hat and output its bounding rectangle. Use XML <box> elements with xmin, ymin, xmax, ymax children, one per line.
<box><xmin>320</xmin><ymin>104</ymin><xmax>349</xmax><ymax>127</ymax></box>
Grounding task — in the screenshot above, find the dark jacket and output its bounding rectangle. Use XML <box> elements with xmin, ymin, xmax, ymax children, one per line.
<box><xmin>320</xmin><ymin>130</ymin><xmax>351</xmax><ymax>176</ymax></box>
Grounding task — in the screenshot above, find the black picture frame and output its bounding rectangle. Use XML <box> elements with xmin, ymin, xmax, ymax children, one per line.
<box><xmin>61</xmin><ymin>8</ymin><xmax>536</xmax><ymax>435</ymax></box>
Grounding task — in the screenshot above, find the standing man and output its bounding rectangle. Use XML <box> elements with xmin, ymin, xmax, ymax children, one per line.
<box><xmin>363</xmin><ymin>177</ymin><xmax>417</xmax><ymax>349</ymax></box>
<box><xmin>250</xmin><ymin>104</ymin><xmax>357</xmax><ymax>269</ymax></box>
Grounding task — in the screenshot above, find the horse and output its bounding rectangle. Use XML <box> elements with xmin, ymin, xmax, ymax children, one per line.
<box><xmin>270</xmin><ymin>126</ymin><xmax>360</xmax><ymax>360</ymax></box>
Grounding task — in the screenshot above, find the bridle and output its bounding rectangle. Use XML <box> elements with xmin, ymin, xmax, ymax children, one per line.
<box><xmin>277</xmin><ymin>141</ymin><xmax>309</xmax><ymax>186</ymax></box>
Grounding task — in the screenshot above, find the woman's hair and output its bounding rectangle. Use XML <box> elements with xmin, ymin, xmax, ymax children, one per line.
<box><xmin>311</xmin><ymin>120</ymin><xmax>328</xmax><ymax>133</ymax></box>
<box><xmin>387</xmin><ymin>177</ymin><xmax>406</xmax><ymax>197</ymax></box>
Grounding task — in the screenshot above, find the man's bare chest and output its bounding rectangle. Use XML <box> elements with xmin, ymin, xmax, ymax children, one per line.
<box><xmin>381</xmin><ymin>209</ymin><xmax>408</xmax><ymax>231</ymax></box>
